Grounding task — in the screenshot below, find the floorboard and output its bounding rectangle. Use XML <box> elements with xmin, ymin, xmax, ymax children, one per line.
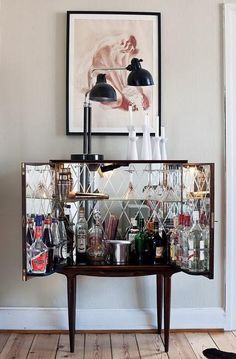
<box><xmin>0</xmin><ymin>333</ymin><xmax>10</xmax><ymax>353</ymax></box>
<box><xmin>168</xmin><ymin>333</ymin><xmax>198</xmax><ymax>359</ymax></box>
<box><xmin>57</xmin><ymin>334</ymin><xmax>84</xmax><ymax>358</ymax></box>
<box><xmin>111</xmin><ymin>333</ymin><xmax>140</xmax><ymax>359</ymax></box>
<box><xmin>0</xmin><ymin>333</ymin><xmax>34</xmax><ymax>359</ymax></box>
<box><xmin>27</xmin><ymin>334</ymin><xmax>59</xmax><ymax>359</ymax></box>
<box><xmin>136</xmin><ymin>333</ymin><xmax>168</xmax><ymax>358</ymax></box>
<box><xmin>84</xmin><ymin>334</ymin><xmax>112</xmax><ymax>359</ymax></box>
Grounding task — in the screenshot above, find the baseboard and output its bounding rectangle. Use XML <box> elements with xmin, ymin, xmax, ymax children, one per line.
<box><xmin>0</xmin><ymin>307</ymin><xmax>225</xmax><ymax>331</ymax></box>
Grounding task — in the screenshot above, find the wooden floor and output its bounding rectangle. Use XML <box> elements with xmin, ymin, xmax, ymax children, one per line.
<box><xmin>0</xmin><ymin>331</ymin><xmax>236</xmax><ymax>358</ymax></box>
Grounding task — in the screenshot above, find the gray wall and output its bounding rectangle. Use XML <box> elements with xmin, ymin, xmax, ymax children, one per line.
<box><xmin>0</xmin><ymin>0</ymin><xmax>225</xmax><ymax>310</ymax></box>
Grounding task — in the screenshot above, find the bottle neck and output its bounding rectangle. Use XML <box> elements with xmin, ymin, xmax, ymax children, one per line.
<box><xmin>35</xmin><ymin>226</ymin><xmax>43</xmax><ymax>240</ymax></box>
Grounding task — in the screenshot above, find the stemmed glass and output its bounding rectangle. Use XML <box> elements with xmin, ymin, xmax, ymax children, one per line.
<box><xmin>124</xmin><ymin>164</ymin><xmax>138</xmax><ymax>200</ymax></box>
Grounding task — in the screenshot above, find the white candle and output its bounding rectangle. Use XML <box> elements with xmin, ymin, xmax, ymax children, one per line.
<box><xmin>155</xmin><ymin>115</ymin><xmax>159</xmax><ymax>137</ymax></box>
<box><xmin>129</xmin><ymin>104</ymin><xmax>133</xmax><ymax>126</ymax></box>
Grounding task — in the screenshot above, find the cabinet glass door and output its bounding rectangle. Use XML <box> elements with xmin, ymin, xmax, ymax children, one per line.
<box><xmin>178</xmin><ymin>163</ymin><xmax>214</xmax><ymax>278</ymax></box>
<box><xmin>22</xmin><ymin>162</ymin><xmax>55</xmax><ymax>280</ymax></box>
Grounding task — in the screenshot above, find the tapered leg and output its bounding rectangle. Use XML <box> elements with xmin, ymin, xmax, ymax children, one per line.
<box><xmin>156</xmin><ymin>274</ymin><xmax>163</xmax><ymax>334</ymax></box>
<box><xmin>164</xmin><ymin>275</ymin><xmax>171</xmax><ymax>352</ymax></box>
<box><xmin>67</xmin><ymin>275</ymin><xmax>76</xmax><ymax>352</ymax></box>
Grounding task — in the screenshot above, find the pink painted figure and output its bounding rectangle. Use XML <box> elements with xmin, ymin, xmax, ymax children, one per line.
<box><xmin>88</xmin><ymin>34</ymin><xmax>150</xmax><ymax>112</ymax></box>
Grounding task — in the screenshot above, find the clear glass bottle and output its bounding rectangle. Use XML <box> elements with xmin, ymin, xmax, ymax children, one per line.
<box><xmin>58</xmin><ymin>216</ymin><xmax>68</xmax><ymax>261</ymax></box>
<box><xmin>51</xmin><ymin>217</ymin><xmax>60</xmax><ymax>264</ymax></box>
<box><xmin>168</xmin><ymin>216</ymin><xmax>179</xmax><ymax>264</ymax></box>
<box><xmin>31</xmin><ymin>216</ymin><xmax>48</xmax><ymax>274</ymax></box>
<box><xmin>200</xmin><ymin>211</ymin><xmax>210</xmax><ymax>271</ymax></box>
<box><xmin>188</xmin><ymin>211</ymin><xmax>205</xmax><ymax>272</ymax></box>
<box><xmin>175</xmin><ymin>214</ymin><xmax>184</xmax><ymax>266</ymax></box>
<box><xmin>87</xmin><ymin>210</ymin><xmax>106</xmax><ymax>264</ymax></box>
<box><xmin>75</xmin><ymin>207</ymin><xmax>88</xmax><ymax>265</ymax></box>
<box><xmin>26</xmin><ymin>216</ymin><xmax>34</xmax><ymax>246</ymax></box>
<box><xmin>181</xmin><ymin>214</ymin><xmax>191</xmax><ymax>269</ymax></box>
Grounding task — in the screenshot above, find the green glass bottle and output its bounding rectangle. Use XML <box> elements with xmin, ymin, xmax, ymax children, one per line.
<box><xmin>135</xmin><ymin>218</ymin><xmax>146</xmax><ymax>264</ymax></box>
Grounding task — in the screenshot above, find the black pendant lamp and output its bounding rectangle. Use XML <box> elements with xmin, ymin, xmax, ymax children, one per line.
<box><xmin>127</xmin><ymin>58</ymin><xmax>154</xmax><ymax>86</ymax></box>
<box><xmin>89</xmin><ymin>74</ymin><xmax>117</xmax><ymax>102</ymax></box>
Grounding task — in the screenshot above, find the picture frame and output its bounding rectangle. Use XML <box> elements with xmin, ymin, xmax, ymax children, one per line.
<box><xmin>66</xmin><ymin>11</ymin><xmax>161</xmax><ymax>136</ymax></box>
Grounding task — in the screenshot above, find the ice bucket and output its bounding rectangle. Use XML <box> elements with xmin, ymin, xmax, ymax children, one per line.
<box><xmin>107</xmin><ymin>240</ymin><xmax>131</xmax><ymax>265</ymax></box>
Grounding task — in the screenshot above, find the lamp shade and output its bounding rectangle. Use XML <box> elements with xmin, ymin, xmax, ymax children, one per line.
<box><xmin>89</xmin><ymin>74</ymin><xmax>117</xmax><ymax>102</ymax></box>
<box><xmin>127</xmin><ymin>58</ymin><xmax>154</xmax><ymax>86</ymax></box>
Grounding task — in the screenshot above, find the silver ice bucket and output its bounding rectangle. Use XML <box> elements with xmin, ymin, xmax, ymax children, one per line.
<box><xmin>107</xmin><ymin>240</ymin><xmax>131</xmax><ymax>265</ymax></box>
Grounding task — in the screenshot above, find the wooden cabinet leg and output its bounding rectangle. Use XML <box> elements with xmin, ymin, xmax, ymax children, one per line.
<box><xmin>67</xmin><ymin>275</ymin><xmax>76</xmax><ymax>353</ymax></box>
<box><xmin>156</xmin><ymin>274</ymin><xmax>163</xmax><ymax>334</ymax></box>
<box><xmin>164</xmin><ymin>275</ymin><xmax>171</xmax><ymax>352</ymax></box>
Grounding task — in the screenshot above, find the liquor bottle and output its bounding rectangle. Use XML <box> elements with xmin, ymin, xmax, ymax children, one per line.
<box><xmin>168</xmin><ymin>217</ymin><xmax>178</xmax><ymax>264</ymax></box>
<box><xmin>135</xmin><ymin>218</ymin><xmax>146</xmax><ymax>264</ymax></box>
<box><xmin>26</xmin><ymin>242</ymin><xmax>32</xmax><ymax>273</ymax></box>
<box><xmin>58</xmin><ymin>216</ymin><xmax>68</xmax><ymax>261</ymax></box>
<box><xmin>43</xmin><ymin>218</ymin><xmax>54</xmax><ymax>272</ymax></box>
<box><xmin>152</xmin><ymin>221</ymin><xmax>165</xmax><ymax>264</ymax></box>
<box><xmin>188</xmin><ymin>211</ymin><xmax>205</xmax><ymax>272</ymax></box>
<box><xmin>200</xmin><ymin>211</ymin><xmax>210</xmax><ymax>271</ymax></box>
<box><xmin>75</xmin><ymin>207</ymin><xmax>88</xmax><ymax>265</ymax></box>
<box><xmin>51</xmin><ymin>218</ymin><xmax>60</xmax><ymax>264</ymax></box>
<box><xmin>181</xmin><ymin>215</ymin><xmax>191</xmax><ymax>269</ymax></box>
<box><xmin>31</xmin><ymin>215</ymin><xmax>48</xmax><ymax>274</ymax></box>
<box><xmin>64</xmin><ymin>205</ymin><xmax>75</xmax><ymax>264</ymax></box>
<box><xmin>127</xmin><ymin>218</ymin><xmax>139</xmax><ymax>263</ymax></box>
<box><xmin>87</xmin><ymin>210</ymin><xmax>106</xmax><ymax>264</ymax></box>
<box><xmin>175</xmin><ymin>214</ymin><xmax>185</xmax><ymax>266</ymax></box>
<box><xmin>26</xmin><ymin>216</ymin><xmax>34</xmax><ymax>246</ymax></box>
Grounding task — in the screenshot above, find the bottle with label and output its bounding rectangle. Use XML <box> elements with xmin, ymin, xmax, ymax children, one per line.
<box><xmin>58</xmin><ymin>216</ymin><xmax>68</xmax><ymax>261</ymax></box>
<box><xmin>181</xmin><ymin>214</ymin><xmax>191</xmax><ymax>269</ymax></box>
<box><xmin>135</xmin><ymin>218</ymin><xmax>147</xmax><ymax>264</ymax></box>
<box><xmin>31</xmin><ymin>215</ymin><xmax>48</xmax><ymax>274</ymax></box>
<box><xmin>51</xmin><ymin>217</ymin><xmax>60</xmax><ymax>264</ymax></box>
<box><xmin>127</xmin><ymin>218</ymin><xmax>139</xmax><ymax>260</ymax></box>
<box><xmin>75</xmin><ymin>207</ymin><xmax>88</xmax><ymax>265</ymax></box>
<box><xmin>87</xmin><ymin>210</ymin><xmax>106</xmax><ymax>264</ymax></box>
<box><xmin>175</xmin><ymin>214</ymin><xmax>185</xmax><ymax>266</ymax></box>
<box><xmin>188</xmin><ymin>211</ymin><xmax>205</xmax><ymax>272</ymax></box>
<box><xmin>64</xmin><ymin>205</ymin><xmax>75</xmax><ymax>265</ymax></box>
<box><xmin>43</xmin><ymin>218</ymin><xmax>54</xmax><ymax>272</ymax></box>
<box><xmin>200</xmin><ymin>211</ymin><xmax>210</xmax><ymax>271</ymax></box>
<box><xmin>26</xmin><ymin>216</ymin><xmax>34</xmax><ymax>246</ymax></box>
<box><xmin>168</xmin><ymin>217</ymin><xmax>178</xmax><ymax>264</ymax></box>
<box><xmin>152</xmin><ymin>221</ymin><xmax>165</xmax><ymax>264</ymax></box>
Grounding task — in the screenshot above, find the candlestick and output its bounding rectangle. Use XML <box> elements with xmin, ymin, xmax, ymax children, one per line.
<box><xmin>141</xmin><ymin>113</ymin><xmax>152</xmax><ymax>160</ymax></box>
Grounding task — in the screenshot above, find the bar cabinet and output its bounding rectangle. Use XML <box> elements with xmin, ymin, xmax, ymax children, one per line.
<box><xmin>21</xmin><ymin>160</ymin><xmax>214</xmax><ymax>352</ymax></box>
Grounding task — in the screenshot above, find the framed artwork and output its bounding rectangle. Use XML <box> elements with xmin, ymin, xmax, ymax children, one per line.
<box><xmin>66</xmin><ymin>11</ymin><xmax>161</xmax><ymax>135</ymax></box>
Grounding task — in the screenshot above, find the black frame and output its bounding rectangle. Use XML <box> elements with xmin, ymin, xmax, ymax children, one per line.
<box><xmin>66</xmin><ymin>11</ymin><xmax>162</xmax><ymax>136</ymax></box>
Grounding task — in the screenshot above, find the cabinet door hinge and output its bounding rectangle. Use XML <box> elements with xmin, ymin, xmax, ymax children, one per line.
<box><xmin>22</xmin><ymin>269</ymin><xmax>27</xmax><ymax>282</ymax></box>
<box><xmin>211</xmin><ymin>212</ymin><xmax>215</xmax><ymax>228</ymax></box>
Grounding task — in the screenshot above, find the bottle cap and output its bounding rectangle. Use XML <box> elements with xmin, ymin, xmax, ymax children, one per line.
<box><xmin>130</xmin><ymin>218</ymin><xmax>137</xmax><ymax>226</ymax></box>
<box><xmin>192</xmin><ymin>211</ymin><xmax>199</xmax><ymax>222</ymax></box>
